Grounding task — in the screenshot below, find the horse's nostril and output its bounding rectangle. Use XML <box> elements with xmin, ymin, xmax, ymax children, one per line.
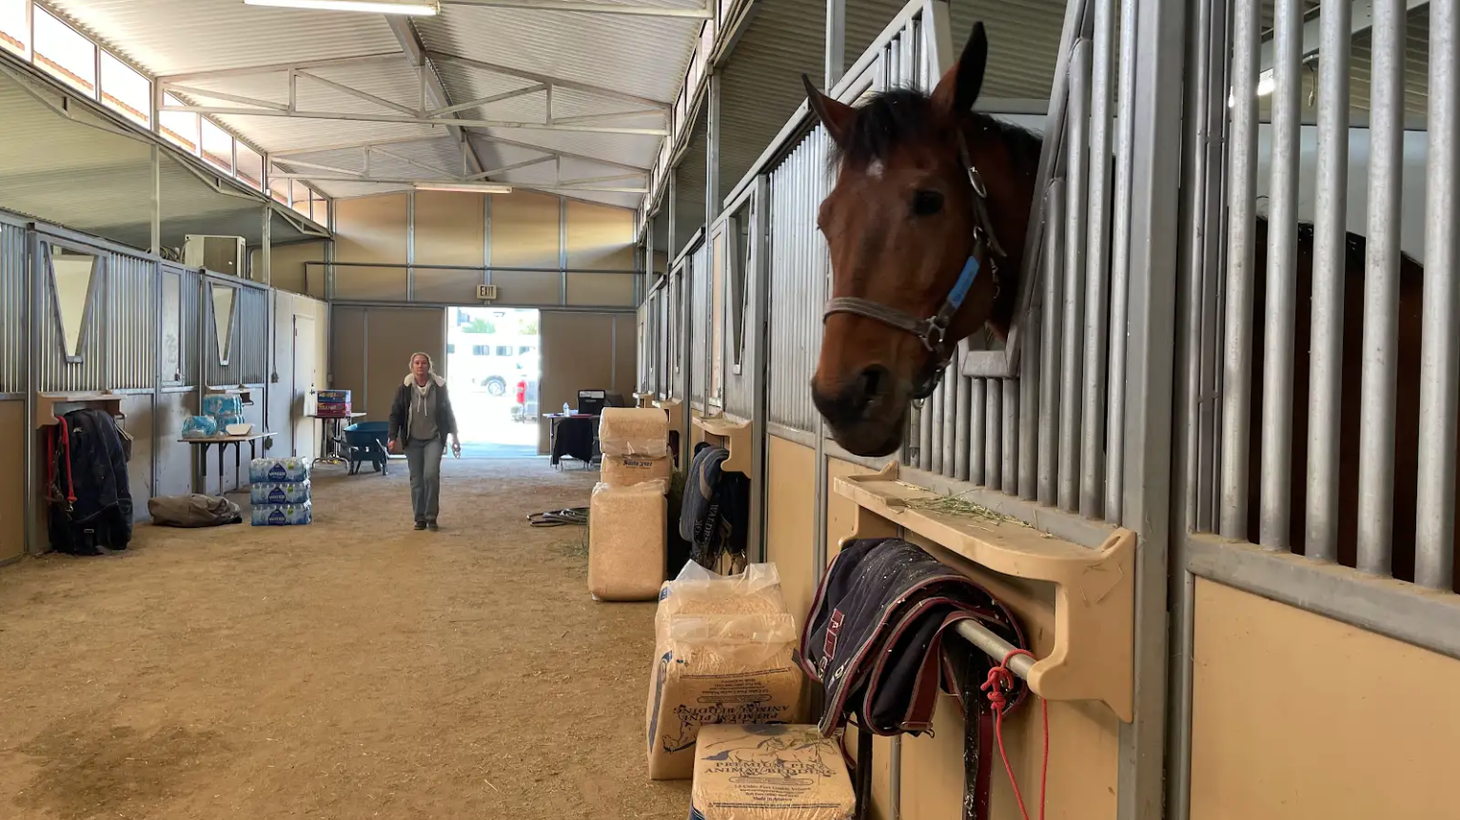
<box><xmin>859</xmin><ymin>366</ymin><xmax>890</xmax><ymax>400</ymax></box>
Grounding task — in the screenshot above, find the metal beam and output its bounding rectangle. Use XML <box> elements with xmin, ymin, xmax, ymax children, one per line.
<box><xmin>155</xmin><ymin>52</ymin><xmax>406</xmax><ymax>82</ymax></box>
<box><xmin>468</xmin><ymin>155</ymin><xmax>559</xmax><ymax>179</ymax></box>
<box><xmin>161</xmin><ymin>82</ymin><xmax>289</xmax><ymax>111</ymax></box>
<box><xmin>427</xmin><ymin>83</ymin><xmax>546</xmax><ymax>117</ymax></box>
<box><xmin>427</xmin><ymin>51</ymin><xmax>669</xmax><ymax>110</ymax></box>
<box><xmin>558</xmin><ymin>172</ymin><xmax>647</xmax><ymax>186</ymax></box>
<box><xmin>295</xmin><ymin>70</ymin><xmax>421</xmax><ymax>117</ymax></box>
<box><xmin>1258</xmin><ymin>0</ymin><xmax>1430</xmax><ymax>71</ymax></box>
<box><xmin>270</xmin><ymin>134</ymin><xmax>450</xmax><ymax>157</ymax></box>
<box><xmin>369</xmin><ymin>145</ymin><xmax>457</xmax><ymax>177</ymax></box>
<box><xmin>159</xmin><ymin>103</ymin><xmax>669</xmax><ymax>135</ymax></box>
<box><xmin>467</xmin><ymin>132</ymin><xmax>652</xmax><ymax>172</ymax></box>
<box><xmin>440</xmin><ymin>0</ymin><xmax>713</xmax><ymax>16</ymax></box>
<box><xmin>385</xmin><ymin>17</ymin><xmax>488</xmax><ymax>181</ymax></box>
<box><xmin>548</xmin><ymin>108</ymin><xmax>666</xmax><ymax>125</ymax></box>
<box><xmin>274</xmin><ymin>157</ymin><xmax>366</xmax><ymax>176</ymax></box>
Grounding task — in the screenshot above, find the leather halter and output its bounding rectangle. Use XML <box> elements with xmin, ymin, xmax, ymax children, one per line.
<box><xmin>822</xmin><ymin>132</ymin><xmax>1007</xmax><ymax>400</ymax></box>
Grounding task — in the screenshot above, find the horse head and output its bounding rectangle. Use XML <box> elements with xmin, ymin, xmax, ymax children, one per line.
<box><xmin>805</xmin><ymin>22</ymin><xmax>1035</xmax><ymax>457</ymax></box>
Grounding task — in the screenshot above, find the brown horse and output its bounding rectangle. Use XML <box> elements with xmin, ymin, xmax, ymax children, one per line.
<box><xmin>805</xmin><ymin>22</ymin><xmax>1451</xmax><ymax>589</ymax></box>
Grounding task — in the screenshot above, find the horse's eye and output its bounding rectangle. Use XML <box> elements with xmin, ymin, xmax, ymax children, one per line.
<box><xmin>911</xmin><ymin>190</ymin><xmax>944</xmax><ymax>217</ymax></box>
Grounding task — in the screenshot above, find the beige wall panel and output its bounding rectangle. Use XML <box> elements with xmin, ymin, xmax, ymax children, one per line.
<box><xmin>250</xmin><ymin>240</ymin><xmax>328</xmax><ymax>298</ymax></box>
<box><xmin>363</xmin><ymin>308</ymin><xmax>445</xmax><ymax>423</ymax></box>
<box><xmin>537</xmin><ymin>311</ymin><xmax>615</xmax><ymax>454</ymax></box>
<box><xmin>0</xmin><ymin>401</ymin><xmax>24</xmax><ymax>563</ymax></box>
<box><xmin>154</xmin><ymin>392</ymin><xmax>196</xmax><ymax>499</ymax></box>
<box><xmin>1191</xmin><ymin>578</ymin><xmax>1460</xmax><ymax>820</ymax></box>
<box><xmin>413</xmin><ymin>270</ymin><xmax>486</xmax><ymax>305</ymax></box>
<box><xmin>335</xmin><ymin>193</ymin><xmax>408</xmax><ymax>265</ymax></box>
<box><xmin>334</xmin><ymin>194</ymin><xmax>409</xmax><ymax>301</ymax></box>
<box><xmin>492</xmin><ymin>271</ymin><xmax>561</xmax><ymax>306</ymax></box>
<box><xmin>893</xmin><ymin>534</ymin><xmax>1120</xmax><ymax>820</ymax></box>
<box><xmin>330</xmin><ymin>306</ymin><xmax>367</xmax><ymax>416</ymax></box>
<box><xmin>490</xmin><ymin>191</ymin><xmax>561</xmax><ymax>269</ymax></box>
<box><xmin>567</xmin><ymin>272</ymin><xmax>636</xmax><ymax>307</ymax></box>
<box><xmin>765</xmin><ymin>435</ymin><xmax>817</xmax><ymax>634</ymax></box>
<box><xmin>565</xmin><ymin>200</ymin><xmax>636</xmax><ymax>271</ymax></box>
<box><xmin>415</xmin><ymin>191</ymin><xmax>485</xmax><ymax>268</ymax></box>
<box><xmin>331</xmin><ymin>267</ymin><xmax>409</xmax><ymax>302</ymax></box>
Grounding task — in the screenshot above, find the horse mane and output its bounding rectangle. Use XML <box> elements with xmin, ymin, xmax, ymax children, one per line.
<box><xmin>828</xmin><ymin>87</ymin><xmax>1045</xmax><ymax>178</ymax></box>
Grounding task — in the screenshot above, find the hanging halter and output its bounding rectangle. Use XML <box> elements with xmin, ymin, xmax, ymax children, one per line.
<box><xmin>822</xmin><ymin>132</ymin><xmax>1007</xmax><ymax>400</ymax></box>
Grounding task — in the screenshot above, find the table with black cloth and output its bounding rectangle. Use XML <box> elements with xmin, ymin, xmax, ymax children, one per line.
<box><xmin>545</xmin><ymin>413</ymin><xmax>598</xmax><ymax>468</ymax></box>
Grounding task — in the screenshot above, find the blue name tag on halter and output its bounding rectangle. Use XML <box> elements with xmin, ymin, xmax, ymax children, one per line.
<box><xmin>947</xmin><ymin>255</ymin><xmax>981</xmax><ymax>310</ymax></box>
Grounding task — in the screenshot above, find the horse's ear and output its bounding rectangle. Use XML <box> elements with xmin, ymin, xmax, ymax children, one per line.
<box><xmin>931</xmin><ymin>22</ymin><xmax>988</xmax><ymax>116</ymax></box>
<box><xmin>802</xmin><ymin>73</ymin><xmax>855</xmax><ymax>145</ymax></box>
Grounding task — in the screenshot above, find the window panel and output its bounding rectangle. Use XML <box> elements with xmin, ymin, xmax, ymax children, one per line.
<box><xmin>0</xmin><ymin>0</ymin><xmax>30</xmax><ymax>59</ymax></box>
<box><xmin>268</xmin><ymin>168</ymin><xmax>290</xmax><ymax>205</ymax></box>
<box><xmin>311</xmin><ymin>193</ymin><xmax>329</xmax><ymax>226</ymax></box>
<box><xmin>291</xmin><ymin>180</ymin><xmax>310</xmax><ymax>216</ymax></box>
<box><xmin>236</xmin><ymin>143</ymin><xmax>264</xmax><ymax>191</ymax></box>
<box><xmin>160</xmin><ymin>92</ymin><xmax>200</xmax><ymax>155</ymax></box>
<box><xmin>201</xmin><ymin>118</ymin><xmax>233</xmax><ymax>174</ymax></box>
<box><xmin>99</xmin><ymin>51</ymin><xmax>150</xmax><ymax>128</ymax></box>
<box><xmin>33</xmin><ymin>8</ymin><xmax>96</xmax><ymax>98</ymax></box>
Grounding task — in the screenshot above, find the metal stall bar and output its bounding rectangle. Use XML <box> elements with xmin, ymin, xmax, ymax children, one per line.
<box><xmin>1019</xmin><ymin>284</ymin><xmax>1043</xmax><ymax>501</ymax></box>
<box><xmin>1220</xmin><ymin>0</ymin><xmax>1261</xmax><ymax>540</ymax></box>
<box><xmin>954</xmin><ymin>620</ymin><xmax>1037</xmax><ymax>680</ymax></box>
<box><xmin>932</xmin><ymin>378</ymin><xmax>945</xmax><ymax>476</ymax></box>
<box><xmin>1080</xmin><ymin>0</ymin><xmax>1117</xmax><ymax>519</ymax></box>
<box><xmin>1356</xmin><ymin>0</ymin><xmax>1405</xmax><ymax>576</ymax></box>
<box><xmin>1305</xmin><ymin>0</ymin><xmax>1352</xmax><ymax>561</ymax></box>
<box><xmin>955</xmin><ymin>354</ymin><xmax>971</xmax><ymax>482</ymax></box>
<box><xmin>1416</xmin><ymin>0</ymin><xmax>1460</xmax><ymax>590</ymax></box>
<box><xmin>1259</xmin><ymin>0</ymin><xmax>1303</xmax><ymax>551</ymax></box>
<box><xmin>1039</xmin><ymin>181</ymin><xmax>1066</xmax><ymax>506</ymax></box>
<box><xmin>1105</xmin><ymin>0</ymin><xmax>1138</xmax><ymax>523</ymax></box>
<box><xmin>985</xmin><ymin>379</ymin><xmax>1002</xmax><ymax>486</ymax></box>
<box><xmin>1059</xmin><ymin>39</ymin><xmax>1092</xmax><ymax>513</ymax></box>
<box><xmin>942</xmin><ymin>362</ymin><xmax>958</xmax><ymax>478</ymax></box>
<box><xmin>971</xmin><ymin>379</ymin><xmax>987</xmax><ymax>485</ymax></box>
<box><xmin>1002</xmin><ymin>378</ymin><xmax>1018</xmax><ymax>495</ymax></box>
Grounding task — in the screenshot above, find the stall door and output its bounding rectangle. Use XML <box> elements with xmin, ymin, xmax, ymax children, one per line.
<box><xmin>292</xmin><ymin>315</ymin><xmax>316</xmax><ymax>457</ymax></box>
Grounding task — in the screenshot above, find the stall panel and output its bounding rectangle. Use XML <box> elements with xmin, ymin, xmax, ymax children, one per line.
<box><xmin>1</xmin><ymin>220</ymin><xmax>26</xmax><ymax>394</ymax></box>
<box><xmin>766</xmin><ymin>128</ymin><xmax>830</xmax><ymax>433</ymax></box>
<box><xmin>106</xmin><ymin>252</ymin><xmax>157</xmax><ymax>391</ymax></box>
<box><xmin>0</xmin><ymin>400</ymin><xmax>23</xmax><ymax>563</ymax></box>
<box><xmin>36</xmin><ymin>235</ymin><xmax>110</xmax><ymax>394</ymax></box>
<box><xmin>1190</xmin><ymin>579</ymin><xmax>1460</xmax><ymax>818</ymax></box>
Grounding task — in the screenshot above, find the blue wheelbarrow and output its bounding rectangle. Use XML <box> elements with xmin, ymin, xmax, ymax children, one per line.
<box><xmin>342</xmin><ymin>421</ymin><xmax>390</xmax><ymax>476</ymax></box>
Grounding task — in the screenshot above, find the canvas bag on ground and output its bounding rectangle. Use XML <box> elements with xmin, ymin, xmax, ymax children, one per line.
<box><xmin>646</xmin><ymin>562</ymin><xmax>804</xmax><ymax>780</ymax></box>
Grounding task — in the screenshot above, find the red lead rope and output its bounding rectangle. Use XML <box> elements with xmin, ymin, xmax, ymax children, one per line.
<box><xmin>981</xmin><ymin>648</ymin><xmax>1048</xmax><ymax>820</ymax></box>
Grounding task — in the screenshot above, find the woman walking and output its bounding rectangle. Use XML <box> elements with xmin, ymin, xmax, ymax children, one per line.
<box><xmin>388</xmin><ymin>352</ymin><xmax>461</xmax><ymax>531</ymax></box>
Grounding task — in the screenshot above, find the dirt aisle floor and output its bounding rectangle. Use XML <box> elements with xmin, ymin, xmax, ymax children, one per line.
<box><xmin>0</xmin><ymin>458</ymin><xmax>692</xmax><ymax>819</ymax></box>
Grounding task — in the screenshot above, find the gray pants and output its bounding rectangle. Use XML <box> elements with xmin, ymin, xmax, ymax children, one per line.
<box><xmin>405</xmin><ymin>437</ymin><xmax>445</xmax><ymax>522</ymax></box>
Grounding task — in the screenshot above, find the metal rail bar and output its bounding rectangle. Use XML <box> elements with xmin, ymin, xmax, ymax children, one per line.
<box><xmin>954</xmin><ymin>620</ymin><xmax>1036</xmax><ymax>680</ymax></box>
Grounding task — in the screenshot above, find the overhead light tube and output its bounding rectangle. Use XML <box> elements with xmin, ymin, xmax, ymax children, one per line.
<box><xmin>413</xmin><ymin>181</ymin><xmax>513</xmax><ymax>194</ymax></box>
<box><xmin>243</xmin><ymin>0</ymin><xmax>441</xmax><ymax>16</ymax></box>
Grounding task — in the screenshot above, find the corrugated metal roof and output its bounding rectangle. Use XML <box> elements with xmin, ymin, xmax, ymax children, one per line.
<box><xmin>45</xmin><ymin>0</ymin><xmax>701</xmax><ymax>210</ymax></box>
<box><xmin>44</xmin><ymin>0</ymin><xmax>404</xmax><ymax>75</ymax></box>
<box><xmin>0</xmin><ymin>69</ymin><xmax>314</xmax><ymax>251</ymax></box>
<box><xmin>416</xmin><ymin>2</ymin><xmax>701</xmax><ymax>102</ymax></box>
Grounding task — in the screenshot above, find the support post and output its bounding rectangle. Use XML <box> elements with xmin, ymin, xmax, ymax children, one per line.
<box><xmin>825</xmin><ymin>0</ymin><xmax>847</xmax><ymax>89</ymax></box>
<box><xmin>150</xmin><ymin>145</ymin><xmax>162</xmax><ymax>256</ymax></box>
<box><xmin>260</xmin><ymin>205</ymin><xmax>273</xmax><ymax>286</ymax></box>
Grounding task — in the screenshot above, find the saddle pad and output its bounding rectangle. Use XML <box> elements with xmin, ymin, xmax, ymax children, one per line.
<box><xmin>798</xmin><ymin>537</ymin><xmax>1029</xmax><ymax>820</ymax></box>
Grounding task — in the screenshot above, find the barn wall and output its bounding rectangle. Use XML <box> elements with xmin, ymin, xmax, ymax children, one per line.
<box><xmin>325</xmin><ymin>190</ymin><xmax>638</xmax><ymax>309</ymax></box>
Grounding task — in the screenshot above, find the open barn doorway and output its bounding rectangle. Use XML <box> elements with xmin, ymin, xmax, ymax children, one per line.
<box><xmin>444</xmin><ymin>307</ymin><xmax>542</xmax><ymax>458</ymax></box>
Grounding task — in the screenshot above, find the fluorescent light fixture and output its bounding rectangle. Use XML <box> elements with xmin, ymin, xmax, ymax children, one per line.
<box><xmin>1228</xmin><ymin>69</ymin><xmax>1276</xmax><ymax>107</ymax></box>
<box><xmin>413</xmin><ymin>181</ymin><xmax>513</xmax><ymax>194</ymax></box>
<box><xmin>243</xmin><ymin>0</ymin><xmax>440</xmax><ymax>15</ymax></box>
